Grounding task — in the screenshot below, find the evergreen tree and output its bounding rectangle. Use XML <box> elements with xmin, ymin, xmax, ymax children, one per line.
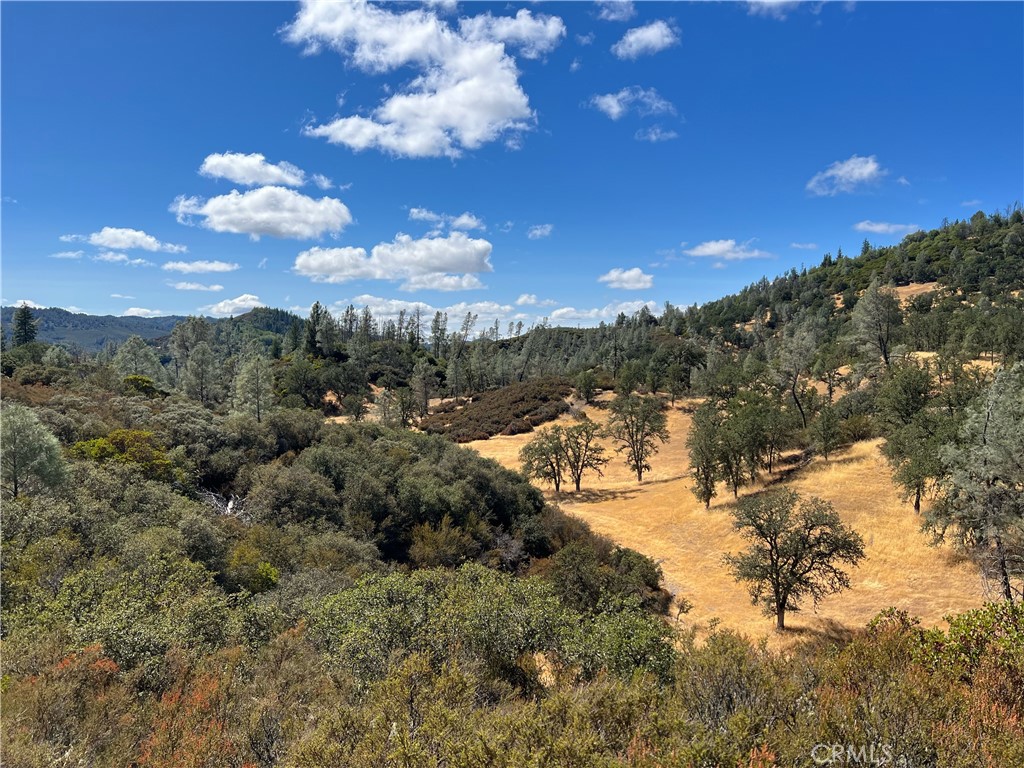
<box><xmin>234</xmin><ymin>354</ymin><xmax>275</xmax><ymax>423</ymax></box>
<box><xmin>1</xmin><ymin>402</ymin><xmax>66</xmax><ymax>498</ymax></box>
<box><xmin>12</xmin><ymin>305</ymin><xmax>37</xmax><ymax>347</ymax></box>
<box><xmin>182</xmin><ymin>341</ymin><xmax>219</xmax><ymax>404</ymax></box>
<box><xmin>112</xmin><ymin>335</ymin><xmax>163</xmax><ymax>380</ymax></box>
<box><xmin>930</xmin><ymin>363</ymin><xmax>1024</xmax><ymax>601</ymax></box>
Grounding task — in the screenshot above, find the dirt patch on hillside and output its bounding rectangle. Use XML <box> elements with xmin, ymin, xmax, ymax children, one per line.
<box><xmin>468</xmin><ymin>396</ymin><xmax>986</xmax><ymax>648</ymax></box>
<box><xmin>894</xmin><ymin>282</ymin><xmax>941</xmax><ymax>306</ymax></box>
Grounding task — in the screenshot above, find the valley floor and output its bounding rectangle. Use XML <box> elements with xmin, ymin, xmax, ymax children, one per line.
<box><xmin>468</xmin><ymin>396</ymin><xmax>987</xmax><ymax>648</ymax></box>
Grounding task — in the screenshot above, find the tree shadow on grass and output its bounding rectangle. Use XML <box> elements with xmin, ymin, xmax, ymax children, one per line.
<box><xmin>782</xmin><ymin>617</ymin><xmax>857</xmax><ymax>646</ymax></box>
<box><xmin>557</xmin><ymin>486</ymin><xmax>642</xmax><ymax>504</ymax></box>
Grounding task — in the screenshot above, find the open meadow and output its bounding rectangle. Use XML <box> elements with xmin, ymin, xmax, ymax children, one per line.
<box><xmin>468</xmin><ymin>394</ymin><xmax>988</xmax><ymax>647</ymax></box>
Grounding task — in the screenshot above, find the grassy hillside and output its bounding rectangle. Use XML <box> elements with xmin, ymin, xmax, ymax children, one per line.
<box><xmin>469</xmin><ymin>394</ymin><xmax>987</xmax><ymax>646</ymax></box>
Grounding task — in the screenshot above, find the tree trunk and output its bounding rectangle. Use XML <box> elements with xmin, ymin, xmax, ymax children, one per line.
<box><xmin>913</xmin><ymin>486</ymin><xmax>921</xmax><ymax>514</ymax></box>
<box><xmin>791</xmin><ymin>377</ymin><xmax>807</xmax><ymax>429</ymax></box>
<box><xmin>776</xmin><ymin>606</ymin><xmax>785</xmax><ymax>631</ymax></box>
<box><xmin>995</xmin><ymin>535</ymin><xmax>1014</xmax><ymax>602</ymax></box>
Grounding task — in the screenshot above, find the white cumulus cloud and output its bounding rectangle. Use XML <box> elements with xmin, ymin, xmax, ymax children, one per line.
<box><xmin>806</xmin><ymin>154</ymin><xmax>887</xmax><ymax>196</ymax></box>
<box><xmin>62</xmin><ymin>226</ymin><xmax>187</xmax><ymax>253</ymax></box>
<box><xmin>459</xmin><ymin>8</ymin><xmax>567</xmax><ymax>59</ymax></box>
<box><xmin>162</xmin><ymin>260</ymin><xmax>240</xmax><ymax>274</ymax></box>
<box><xmin>294</xmin><ymin>231</ymin><xmax>493</xmax><ymax>292</ymax></box>
<box><xmin>598</xmin><ymin>267</ymin><xmax>653</xmax><ymax>290</ymax></box>
<box><xmin>171</xmin><ymin>186</ymin><xmax>352</xmax><ymax>240</ymax></box>
<box><xmin>202</xmin><ymin>294</ymin><xmax>265</xmax><ymax>318</ymax></box>
<box><xmin>853</xmin><ymin>220</ymin><xmax>921</xmax><ymax>235</ymax></box>
<box><xmin>527</xmin><ymin>223</ymin><xmax>553</xmax><ymax>239</ymax></box>
<box><xmin>590</xmin><ymin>86</ymin><xmax>675</xmax><ymax>120</ymax></box>
<box><xmin>284</xmin><ymin>1</ymin><xmax>565</xmax><ymax>158</ymax></box>
<box><xmin>123</xmin><ymin>307</ymin><xmax>164</xmax><ymax>318</ymax></box>
<box><xmin>684</xmin><ymin>239</ymin><xmax>773</xmax><ymax>261</ymax></box>
<box><xmin>199</xmin><ymin>152</ymin><xmax>307</xmax><ymax>187</ymax></box>
<box><xmin>611</xmin><ymin>20</ymin><xmax>679</xmax><ymax>60</ymax></box>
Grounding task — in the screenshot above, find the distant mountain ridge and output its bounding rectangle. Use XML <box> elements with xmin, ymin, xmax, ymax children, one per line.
<box><xmin>0</xmin><ymin>307</ymin><xmax>187</xmax><ymax>350</ymax></box>
<box><xmin>0</xmin><ymin>306</ymin><xmax>304</xmax><ymax>351</ymax></box>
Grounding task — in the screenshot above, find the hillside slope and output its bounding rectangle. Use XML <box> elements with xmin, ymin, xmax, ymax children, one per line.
<box><xmin>469</xmin><ymin>397</ymin><xmax>986</xmax><ymax>646</ymax></box>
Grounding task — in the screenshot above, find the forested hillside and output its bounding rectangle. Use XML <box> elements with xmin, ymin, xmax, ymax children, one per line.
<box><xmin>2</xmin><ymin>207</ymin><xmax>1023</xmax><ymax>766</ymax></box>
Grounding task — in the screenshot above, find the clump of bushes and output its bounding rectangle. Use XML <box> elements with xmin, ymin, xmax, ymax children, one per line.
<box><xmin>420</xmin><ymin>378</ymin><xmax>572</xmax><ymax>442</ymax></box>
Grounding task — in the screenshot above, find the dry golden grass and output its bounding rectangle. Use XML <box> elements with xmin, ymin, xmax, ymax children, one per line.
<box><xmin>893</xmin><ymin>281</ymin><xmax>941</xmax><ymax>306</ymax></box>
<box><xmin>468</xmin><ymin>395</ymin><xmax>987</xmax><ymax>648</ymax></box>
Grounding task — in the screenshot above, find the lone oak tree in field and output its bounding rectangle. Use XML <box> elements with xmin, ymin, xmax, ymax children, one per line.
<box><xmin>520</xmin><ymin>425</ymin><xmax>566</xmax><ymax>493</ymax></box>
<box><xmin>561</xmin><ymin>418</ymin><xmax>608</xmax><ymax>492</ymax></box>
<box><xmin>725</xmin><ymin>490</ymin><xmax>865</xmax><ymax>631</ymax></box>
<box><xmin>606</xmin><ymin>394</ymin><xmax>669</xmax><ymax>482</ymax></box>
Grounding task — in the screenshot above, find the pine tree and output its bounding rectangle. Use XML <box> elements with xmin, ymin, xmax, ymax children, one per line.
<box><xmin>234</xmin><ymin>354</ymin><xmax>275</xmax><ymax>423</ymax></box>
<box><xmin>1</xmin><ymin>402</ymin><xmax>66</xmax><ymax>498</ymax></box>
<box><xmin>12</xmin><ymin>305</ymin><xmax>37</xmax><ymax>347</ymax></box>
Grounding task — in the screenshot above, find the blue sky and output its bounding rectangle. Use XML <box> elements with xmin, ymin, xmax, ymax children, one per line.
<box><xmin>2</xmin><ymin>1</ymin><xmax>1022</xmax><ymax>327</ymax></box>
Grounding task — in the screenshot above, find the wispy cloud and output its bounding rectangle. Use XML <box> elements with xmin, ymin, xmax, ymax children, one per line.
<box><xmin>93</xmin><ymin>251</ymin><xmax>153</xmax><ymax>267</ymax></box>
<box><xmin>590</xmin><ymin>86</ymin><xmax>675</xmax><ymax>121</ymax></box>
<box><xmin>48</xmin><ymin>250</ymin><xmax>84</xmax><ymax>260</ymax></box>
<box><xmin>596</xmin><ymin>1</ymin><xmax>636</xmax><ymax>22</ymax></box>
<box><xmin>170</xmin><ymin>281</ymin><xmax>224</xmax><ymax>292</ymax></box>
<box><xmin>162</xmin><ymin>260</ymin><xmax>240</xmax><ymax>273</ymax></box>
<box><xmin>746</xmin><ymin>1</ymin><xmax>800</xmax><ymax>20</ymax></box>
<box><xmin>790</xmin><ymin>242</ymin><xmax>818</xmax><ymax>250</ymax></box>
<box><xmin>853</xmin><ymin>220</ymin><xmax>920</xmax><ymax>235</ymax></box>
<box><xmin>634</xmin><ymin>125</ymin><xmax>678</xmax><ymax>142</ymax></box>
